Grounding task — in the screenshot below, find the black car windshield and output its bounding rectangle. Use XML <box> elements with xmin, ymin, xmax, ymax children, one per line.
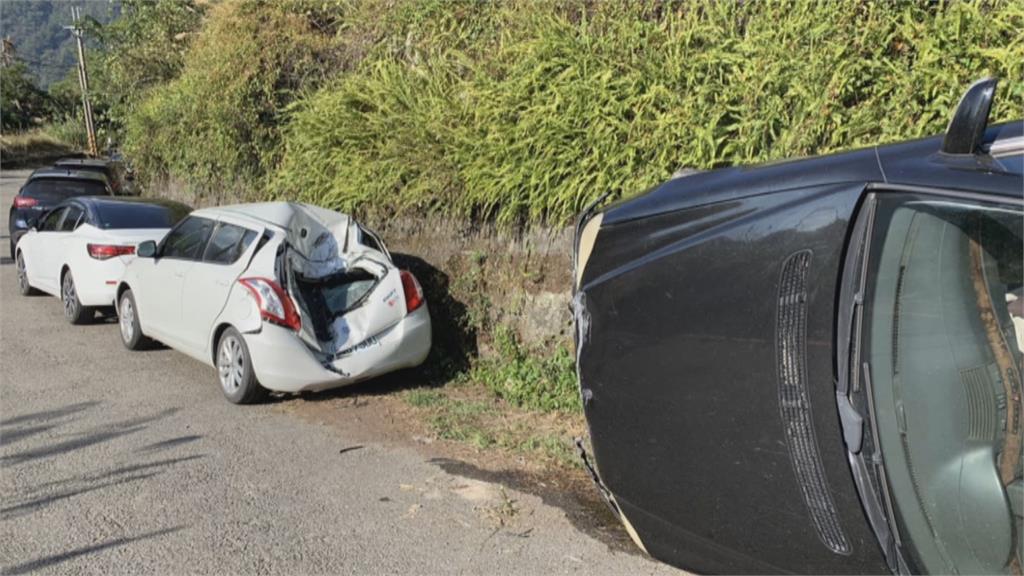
<box><xmin>93</xmin><ymin>203</ymin><xmax>191</xmax><ymax>229</ymax></box>
<box><xmin>864</xmin><ymin>195</ymin><xmax>1022</xmax><ymax>574</ymax></box>
<box><xmin>22</xmin><ymin>178</ymin><xmax>108</xmax><ymax>202</ymax></box>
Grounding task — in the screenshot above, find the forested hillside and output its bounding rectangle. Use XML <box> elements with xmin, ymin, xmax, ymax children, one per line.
<box><xmin>0</xmin><ymin>0</ymin><xmax>117</xmax><ymax>87</ymax></box>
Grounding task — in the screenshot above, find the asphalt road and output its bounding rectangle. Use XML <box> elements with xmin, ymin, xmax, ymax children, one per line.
<box><xmin>0</xmin><ymin>168</ymin><xmax>676</xmax><ymax>575</ymax></box>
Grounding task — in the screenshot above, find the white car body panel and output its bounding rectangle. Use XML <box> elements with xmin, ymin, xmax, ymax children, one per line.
<box><xmin>129</xmin><ymin>256</ymin><xmax>193</xmax><ymax>348</ymax></box>
<box><xmin>119</xmin><ymin>202</ymin><xmax>432</xmax><ymax>393</ymax></box>
<box><xmin>178</xmin><ymin>218</ymin><xmax>265</xmax><ymax>358</ymax></box>
<box><xmin>244</xmin><ymin>305</ymin><xmax>431</xmax><ymax>392</ymax></box>
<box><xmin>18</xmin><ymin>224</ymin><xmax>170</xmax><ymax>307</ymax></box>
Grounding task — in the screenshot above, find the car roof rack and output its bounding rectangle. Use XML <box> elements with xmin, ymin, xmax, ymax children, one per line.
<box><xmin>942</xmin><ymin>77</ymin><xmax>998</xmax><ymax>155</ymax></box>
<box><xmin>985</xmin><ymin>134</ymin><xmax>1024</xmax><ymax>157</ymax></box>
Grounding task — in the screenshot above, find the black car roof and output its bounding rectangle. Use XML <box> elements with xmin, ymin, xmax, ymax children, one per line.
<box><xmin>54</xmin><ymin>157</ymin><xmax>112</xmax><ymax>168</ymax></box>
<box><xmin>26</xmin><ymin>168</ymin><xmax>110</xmax><ymax>185</ymax></box>
<box><xmin>603</xmin><ymin>120</ymin><xmax>1023</xmax><ymax>226</ymax></box>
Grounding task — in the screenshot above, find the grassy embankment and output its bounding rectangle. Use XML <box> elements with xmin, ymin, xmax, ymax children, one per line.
<box><xmin>0</xmin><ymin>123</ymin><xmax>81</xmax><ymax>168</ymax></box>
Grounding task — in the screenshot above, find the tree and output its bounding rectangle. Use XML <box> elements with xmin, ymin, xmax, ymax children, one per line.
<box><xmin>1</xmin><ymin>61</ymin><xmax>51</xmax><ymax>131</ymax></box>
<box><xmin>88</xmin><ymin>0</ymin><xmax>205</xmax><ymax>130</ymax></box>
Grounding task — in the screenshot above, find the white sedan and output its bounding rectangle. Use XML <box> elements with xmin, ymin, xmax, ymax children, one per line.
<box><xmin>115</xmin><ymin>202</ymin><xmax>432</xmax><ymax>404</ymax></box>
<box><xmin>15</xmin><ymin>197</ymin><xmax>192</xmax><ymax>324</ymax></box>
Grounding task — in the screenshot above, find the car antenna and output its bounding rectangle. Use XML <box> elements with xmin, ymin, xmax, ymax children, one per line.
<box><xmin>941</xmin><ymin>77</ymin><xmax>998</xmax><ymax>155</ymax></box>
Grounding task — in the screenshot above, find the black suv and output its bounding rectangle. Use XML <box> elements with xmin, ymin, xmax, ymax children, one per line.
<box><xmin>8</xmin><ymin>168</ymin><xmax>113</xmax><ymax>258</ymax></box>
<box><xmin>573</xmin><ymin>79</ymin><xmax>1022</xmax><ymax>574</ymax></box>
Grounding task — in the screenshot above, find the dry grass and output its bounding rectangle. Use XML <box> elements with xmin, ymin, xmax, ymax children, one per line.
<box><xmin>0</xmin><ymin>129</ymin><xmax>77</xmax><ymax>168</ymax></box>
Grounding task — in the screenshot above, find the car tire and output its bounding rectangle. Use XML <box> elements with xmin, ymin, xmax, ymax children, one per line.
<box><xmin>118</xmin><ymin>289</ymin><xmax>151</xmax><ymax>350</ymax></box>
<box><xmin>216</xmin><ymin>327</ymin><xmax>267</xmax><ymax>405</ymax></box>
<box><xmin>15</xmin><ymin>251</ymin><xmax>40</xmax><ymax>296</ymax></box>
<box><xmin>62</xmin><ymin>270</ymin><xmax>93</xmax><ymax>325</ymax></box>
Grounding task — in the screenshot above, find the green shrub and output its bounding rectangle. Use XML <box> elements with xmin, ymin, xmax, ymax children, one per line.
<box><xmin>43</xmin><ymin>115</ymin><xmax>89</xmax><ymax>150</ymax></box>
<box><xmin>272</xmin><ymin>0</ymin><xmax>1023</xmax><ymax>225</ymax></box>
<box><xmin>471</xmin><ymin>325</ymin><xmax>580</xmax><ymax>413</ymax></box>
<box><xmin>123</xmin><ymin>1</ymin><xmax>333</xmax><ymax>195</ymax></box>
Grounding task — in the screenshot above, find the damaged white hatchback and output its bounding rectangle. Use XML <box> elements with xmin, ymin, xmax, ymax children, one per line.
<box><xmin>115</xmin><ymin>202</ymin><xmax>431</xmax><ymax>403</ymax></box>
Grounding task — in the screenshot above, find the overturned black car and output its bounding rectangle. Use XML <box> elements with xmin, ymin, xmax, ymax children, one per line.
<box><xmin>573</xmin><ymin>78</ymin><xmax>1023</xmax><ymax>574</ymax></box>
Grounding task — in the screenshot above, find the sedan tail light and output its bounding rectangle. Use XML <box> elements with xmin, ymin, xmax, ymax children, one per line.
<box><xmin>13</xmin><ymin>196</ymin><xmax>38</xmax><ymax>208</ymax></box>
<box><xmin>400</xmin><ymin>270</ymin><xmax>424</xmax><ymax>313</ymax></box>
<box><xmin>238</xmin><ymin>277</ymin><xmax>301</xmax><ymax>331</ymax></box>
<box><xmin>87</xmin><ymin>243</ymin><xmax>136</xmax><ymax>260</ymax></box>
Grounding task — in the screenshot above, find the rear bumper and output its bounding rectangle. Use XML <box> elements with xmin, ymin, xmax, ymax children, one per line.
<box><xmin>244</xmin><ymin>305</ymin><xmax>432</xmax><ymax>393</ymax></box>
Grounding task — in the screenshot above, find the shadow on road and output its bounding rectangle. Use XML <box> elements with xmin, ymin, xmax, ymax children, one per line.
<box><xmin>1</xmin><ymin>400</ymin><xmax>101</xmax><ymax>428</ymax></box>
<box><xmin>0</xmin><ymin>423</ymin><xmax>57</xmax><ymax>445</ymax></box>
<box><xmin>2</xmin><ymin>472</ymin><xmax>160</xmax><ymax>518</ymax></box>
<box><xmin>1</xmin><ymin>408</ymin><xmax>179</xmax><ymax>465</ymax></box>
<box><xmin>3</xmin><ymin>453</ymin><xmax>206</xmax><ymax>521</ymax></box>
<box><xmin>139</xmin><ymin>435</ymin><xmax>202</xmax><ymax>452</ymax></box>
<box><xmin>3</xmin><ymin>526</ymin><xmax>185</xmax><ymax>575</ymax></box>
<box><xmin>33</xmin><ymin>454</ymin><xmax>206</xmax><ymax>493</ymax></box>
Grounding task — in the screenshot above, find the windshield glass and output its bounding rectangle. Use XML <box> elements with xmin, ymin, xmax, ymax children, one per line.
<box><xmin>863</xmin><ymin>195</ymin><xmax>1022</xmax><ymax>574</ymax></box>
<box><xmin>93</xmin><ymin>202</ymin><xmax>190</xmax><ymax>229</ymax></box>
<box><xmin>22</xmin><ymin>178</ymin><xmax>108</xmax><ymax>202</ymax></box>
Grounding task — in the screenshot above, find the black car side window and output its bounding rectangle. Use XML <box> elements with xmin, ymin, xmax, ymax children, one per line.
<box><xmin>161</xmin><ymin>216</ymin><xmax>215</xmax><ymax>260</ymax></box>
<box><xmin>38</xmin><ymin>208</ymin><xmax>67</xmax><ymax>232</ymax></box>
<box><xmin>59</xmin><ymin>206</ymin><xmax>84</xmax><ymax>232</ymax></box>
<box><xmin>203</xmin><ymin>222</ymin><xmax>258</xmax><ymax>265</ymax></box>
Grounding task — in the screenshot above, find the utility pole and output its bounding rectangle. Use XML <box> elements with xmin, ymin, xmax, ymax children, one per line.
<box><xmin>65</xmin><ymin>6</ymin><xmax>97</xmax><ymax>157</ymax></box>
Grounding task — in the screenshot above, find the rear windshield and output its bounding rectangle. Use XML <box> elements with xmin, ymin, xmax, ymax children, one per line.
<box><xmin>58</xmin><ymin>164</ymin><xmax>112</xmax><ymax>179</ymax></box>
<box><xmin>22</xmin><ymin>178</ymin><xmax>108</xmax><ymax>202</ymax></box>
<box><xmin>93</xmin><ymin>202</ymin><xmax>191</xmax><ymax>229</ymax></box>
<box><xmin>294</xmin><ymin>270</ymin><xmax>378</xmax><ymax>342</ymax></box>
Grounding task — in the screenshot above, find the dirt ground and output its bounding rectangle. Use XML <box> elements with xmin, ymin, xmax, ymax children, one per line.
<box><xmin>272</xmin><ymin>378</ymin><xmax>639</xmax><ymax>555</ymax></box>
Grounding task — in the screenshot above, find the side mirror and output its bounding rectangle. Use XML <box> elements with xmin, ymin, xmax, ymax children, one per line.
<box><xmin>137</xmin><ymin>240</ymin><xmax>157</xmax><ymax>258</ymax></box>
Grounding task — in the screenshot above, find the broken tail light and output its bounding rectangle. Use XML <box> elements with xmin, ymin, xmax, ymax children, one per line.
<box><xmin>239</xmin><ymin>277</ymin><xmax>302</xmax><ymax>331</ymax></box>
<box><xmin>87</xmin><ymin>243</ymin><xmax>136</xmax><ymax>260</ymax></box>
<box><xmin>13</xmin><ymin>196</ymin><xmax>38</xmax><ymax>208</ymax></box>
<box><xmin>400</xmin><ymin>270</ymin><xmax>424</xmax><ymax>313</ymax></box>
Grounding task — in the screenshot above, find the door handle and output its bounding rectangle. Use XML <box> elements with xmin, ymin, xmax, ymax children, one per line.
<box><xmin>215</xmin><ymin>279</ymin><xmax>230</xmax><ymax>287</ymax></box>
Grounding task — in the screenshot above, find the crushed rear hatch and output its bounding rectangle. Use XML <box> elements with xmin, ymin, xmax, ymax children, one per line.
<box><xmin>269</xmin><ymin>203</ymin><xmax>406</xmax><ymax>370</ymax></box>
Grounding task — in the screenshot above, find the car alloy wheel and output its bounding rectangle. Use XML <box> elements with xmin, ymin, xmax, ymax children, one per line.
<box><xmin>62</xmin><ymin>272</ymin><xmax>79</xmax><ymax>319</ymax></box>
<box><xmin>218</xmin><ymin>334</ymin><xmax>246</xmax><ymax>395</ymax></box>
<box><xmin>119</xmin><ymin>294</ymin><xmax>135</xmax><ymax>344</ymax></box>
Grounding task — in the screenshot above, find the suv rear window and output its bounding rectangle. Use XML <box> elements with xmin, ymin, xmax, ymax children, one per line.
<box><xmin>94</xmin><ymin>202</ymin><xmax>190</xmax><ymax>230</ymax></box>
<box><xmin>58</xmin><ymin>164</ymin><xmax>112</xmax><ymax>179</ymax></box>
<box><xmin>22</xmin><ymin>178</ymin><xmax>108</xmax><ymax>202</ymax></box>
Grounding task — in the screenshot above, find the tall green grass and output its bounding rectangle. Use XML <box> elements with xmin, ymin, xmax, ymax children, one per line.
<box><xmin>126</xmin><ymin>0</ymin><xmax>1024</xmax><ymax>224</ymax></box>
<box><xmin>123</xmin><ymin>1</ymin><xmax>333</xmax><ymax>192</ymax></box>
